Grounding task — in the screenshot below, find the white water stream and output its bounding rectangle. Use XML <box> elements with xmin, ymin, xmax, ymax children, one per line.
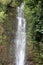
<box><xmin>15</xmin><ymin>3</ymin><xmax>26</xmax><ymax>65</ymax></box>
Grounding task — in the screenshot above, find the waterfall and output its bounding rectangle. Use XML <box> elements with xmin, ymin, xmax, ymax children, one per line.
<box><xmin>15</xmin><ymin>3</ymin><xmax>26</xmax><ymax>65</ymax></box>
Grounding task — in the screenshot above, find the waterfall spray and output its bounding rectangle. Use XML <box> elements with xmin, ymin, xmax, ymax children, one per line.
<box><xmin>15</xmin><ymin>3</ymin><xmax>26</xmax><ymax>65</ymax></box>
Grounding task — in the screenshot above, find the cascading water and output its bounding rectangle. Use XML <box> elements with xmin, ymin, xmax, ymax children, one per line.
<box><xmin>15</xmin><ymin>3</ymin><xmax>26</xmax><ymax>65</ymax></box>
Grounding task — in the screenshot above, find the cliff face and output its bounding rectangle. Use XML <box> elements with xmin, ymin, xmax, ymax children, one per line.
<box><xmin>0</xmin><ymin>1</ymin><xmax>17</xmax><ymax>64</ymax></box>
<box><xmin>0</xmin><ymin>0</ymin><xmax>43</xmax><ymax>65</ymax></box>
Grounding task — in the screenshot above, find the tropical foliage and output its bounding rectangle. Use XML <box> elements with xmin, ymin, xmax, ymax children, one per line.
<box><xmin>24</xmin><ymin>0</ymin><xmax>43</xmax><ymax>65</ymax></box>
<box><xmin>0</xmin><ymin>0</ymin><xmax>43</xmax><ymax>65</ymax></box>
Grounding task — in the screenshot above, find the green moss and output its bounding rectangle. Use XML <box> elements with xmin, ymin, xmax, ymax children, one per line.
<box><xmin>0</xmin><ymin>63</ymin><xmax>2</xmax><ymax>65</ymax></box>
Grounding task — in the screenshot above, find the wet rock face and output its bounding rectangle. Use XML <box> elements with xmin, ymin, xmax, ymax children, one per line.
<box><xmin>0</xmin><ymin>6</ymin><xmax>17</xmax><ymax>64</ymax></box>
<box><xmin>4</xmin><ymin>8</ymin><xmax>17</xmax><ymax>63</ymax></box>
<box><xmin>25</xmin><ymin>39</ymin><xmax>34</xmax><ymax>65</ymax></box>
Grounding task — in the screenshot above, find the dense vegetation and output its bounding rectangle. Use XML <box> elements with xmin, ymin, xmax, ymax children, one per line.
<box><xmin>24</xmin><ymin>0</ymin><xmax>43</xmax><ymax>65</ymax></box>
<box><xmin>0</xmin><ymin>0</ymin><xmax>23</xmax><ymax>45</ymax></box>
<box><xmin>0</xmin><ymin>0</ymin><xmax>43</xmax><ymax>65</ymax></box>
